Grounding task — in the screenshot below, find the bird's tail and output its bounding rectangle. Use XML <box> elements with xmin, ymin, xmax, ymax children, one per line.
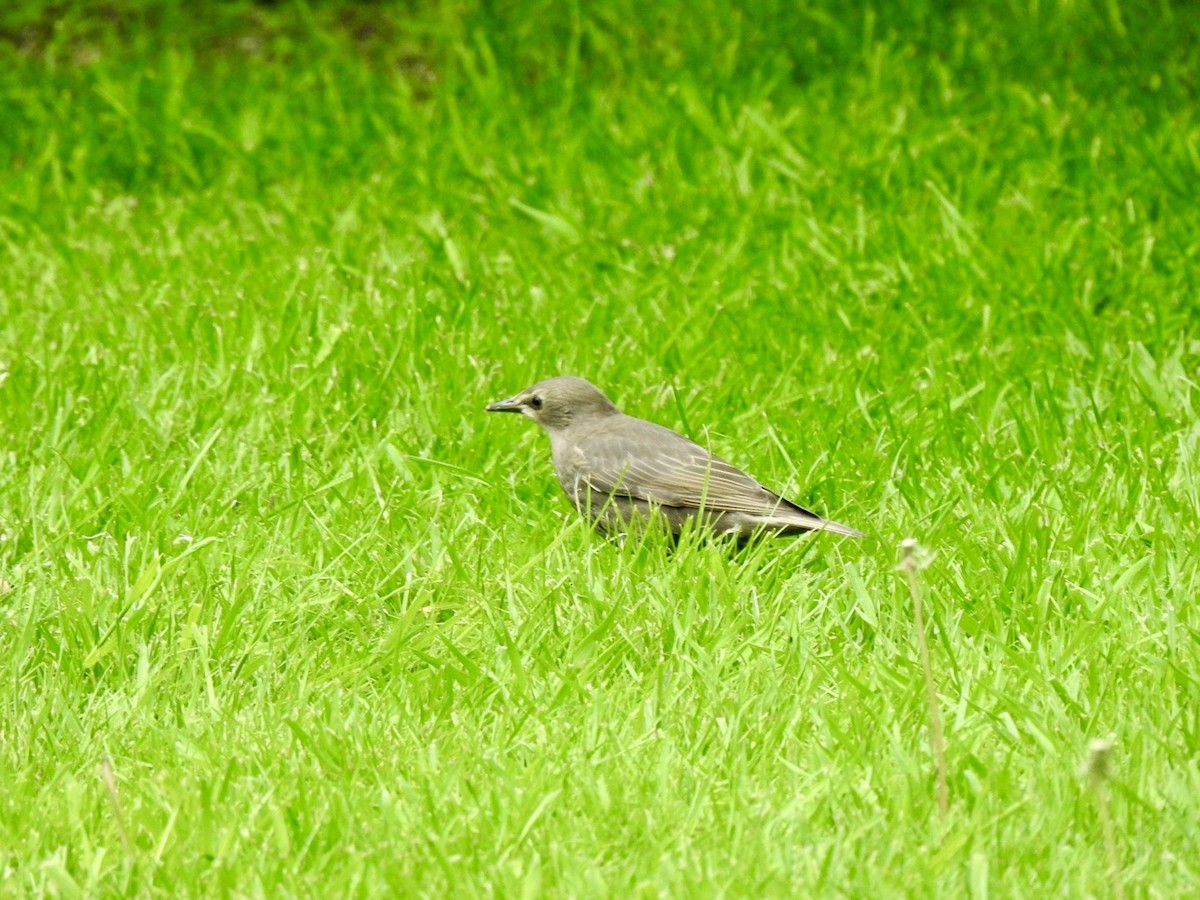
<box><xmin>764</xmin><ymin>507</ymin><xmax>865</xmax><ymax>538</ymax></box>
<box><xmin>811</xmin><ymin>518</ymin><xmax>866</xmax><ymax>538</ymax></box>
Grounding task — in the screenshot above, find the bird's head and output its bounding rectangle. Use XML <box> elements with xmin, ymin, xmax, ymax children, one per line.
<box><xmin>486</xmin><ymin>376</ymin><xmax>620</xmax><ymax>431</ymax></box>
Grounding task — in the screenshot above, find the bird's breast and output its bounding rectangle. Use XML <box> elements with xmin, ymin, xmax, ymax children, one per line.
<box><xmin>551</xmin><ymin>442</ymin><xmax>588</xmax><ymax>493</ymax></box>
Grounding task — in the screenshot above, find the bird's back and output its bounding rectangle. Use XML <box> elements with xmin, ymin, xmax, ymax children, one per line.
<box><xmin>550</xmin><ymin>413</ymin><xmax>848</xmax><ymax>535</ymax></box>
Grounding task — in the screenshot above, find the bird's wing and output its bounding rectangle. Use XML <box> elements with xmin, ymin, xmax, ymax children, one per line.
<box><xmin>572</xmin><ymin>418</ymin><xmax>816</xmax><ymax>518</ymax></box>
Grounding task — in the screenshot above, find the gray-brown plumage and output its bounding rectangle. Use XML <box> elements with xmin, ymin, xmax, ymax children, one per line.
<box><xmin>486</xmin><ymin>376</ymin><xmax>864</xmax><ymax>539</ymax></box>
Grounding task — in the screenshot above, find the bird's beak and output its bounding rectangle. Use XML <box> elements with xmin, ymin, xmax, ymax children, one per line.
<box><xmin>485</xmin><ymin>395</ymin><xmax>524</xmax><ymax>413</ymax></box>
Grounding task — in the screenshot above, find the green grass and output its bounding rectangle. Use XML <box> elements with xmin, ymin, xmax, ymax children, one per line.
<box><xmin>2</xmin><ymin>0</ymin><xmax>1198</xmax><ymax>894</ymax></box>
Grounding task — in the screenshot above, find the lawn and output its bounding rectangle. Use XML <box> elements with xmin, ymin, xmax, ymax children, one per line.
<box><xmin>1</xmin><ymin>0</ymin><xmax>1198</xmax><ymax>895</ymax></box>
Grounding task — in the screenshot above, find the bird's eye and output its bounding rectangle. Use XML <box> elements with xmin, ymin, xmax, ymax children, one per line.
<box><xmin>530</xmin><ymin>396</ymin><xmax>544</xmax><ymax>410</ymax></box>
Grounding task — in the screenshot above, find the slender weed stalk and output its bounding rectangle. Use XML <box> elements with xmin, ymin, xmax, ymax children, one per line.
<box><xmin>1084</xmin><ymin>738</ymin><xmax>1124</xmax><ymax>900</ymax></box>
<box><xmin>100</xmin><ymin>757</ymin><xmax>134</xmax><ymax>856</ymax></box>
<box><xmin>900</xmin><ymin>538</ymin><xmax>948</xmax><ymax>820</ymax></box>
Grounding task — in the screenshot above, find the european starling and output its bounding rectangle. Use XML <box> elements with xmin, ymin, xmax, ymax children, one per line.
<box><xmin>486</xmin><ymin>376</ymin><xmax>864</xmax><ymax>539</ymax></box>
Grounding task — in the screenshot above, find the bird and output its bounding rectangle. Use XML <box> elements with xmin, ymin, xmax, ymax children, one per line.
<box><xmin>485</xmin><ymin>376</ymin><xmax>864</xmax><ymax>539</ymax></box>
